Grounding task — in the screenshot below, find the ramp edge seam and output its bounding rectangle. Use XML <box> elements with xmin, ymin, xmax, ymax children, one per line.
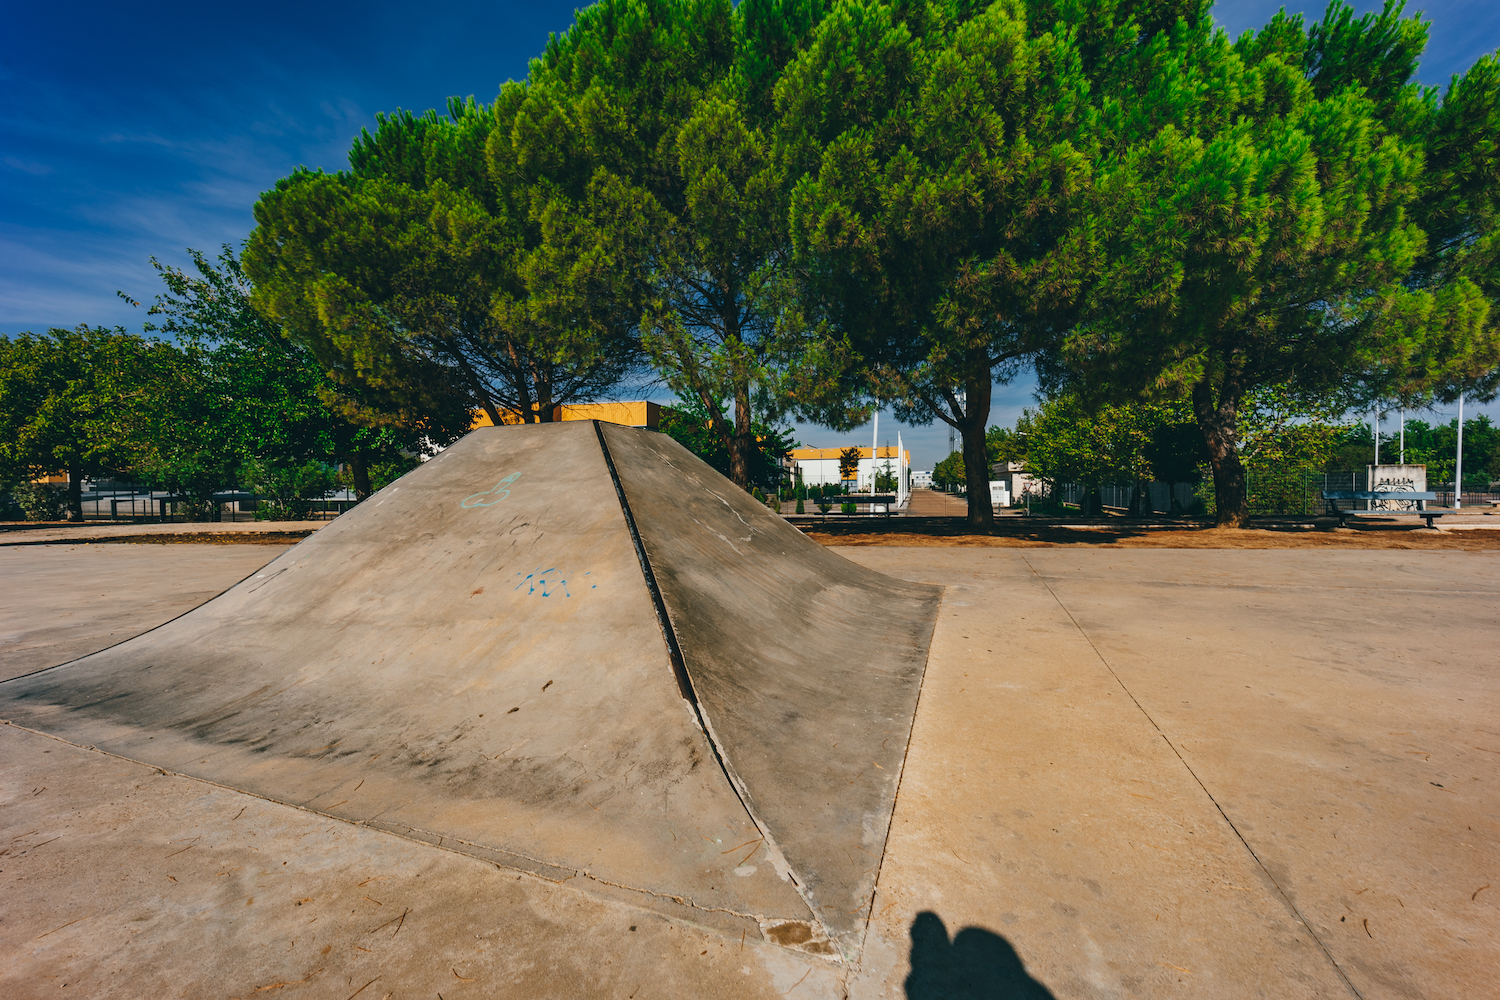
<box><xmin>592</xmin><ymin>421</ymin><xmax>838</xmax><ymax>954</ymax></box>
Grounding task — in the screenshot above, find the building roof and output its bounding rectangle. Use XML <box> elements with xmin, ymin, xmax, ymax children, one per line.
<box><xmin>789</xmin><ymin>446</ymin><xmax>908</xmax><ymax>461</ymax></box>
<box><xmin>471</xmin><ymin>401</ymin><xmax>661</xmax><ymax>430</ymax></box>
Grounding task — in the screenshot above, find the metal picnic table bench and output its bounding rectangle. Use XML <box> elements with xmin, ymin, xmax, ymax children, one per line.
<box><xmin>1321</xmin><ymin>490</ymin><xmax>1445</xmax><ymax>529</ymax></box>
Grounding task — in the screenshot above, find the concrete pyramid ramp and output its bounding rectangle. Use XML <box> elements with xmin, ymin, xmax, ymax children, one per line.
<box><xmin>0</xmin><ymin>421</ymin><xmax>939</xmax><ymax>953</ymax></box>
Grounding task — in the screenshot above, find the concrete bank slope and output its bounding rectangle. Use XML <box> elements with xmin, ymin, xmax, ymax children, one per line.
<box><xmin>0</xmin><ymin>421</ymin><xmax>938</xmax><ymax>958</ymax></box>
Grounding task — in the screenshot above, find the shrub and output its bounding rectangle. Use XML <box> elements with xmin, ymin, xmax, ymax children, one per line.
<box><xmin>841</xmin><ymin>500</ymin><xmax>856</xmax><ymax>514</ymax></box>
<box><xmin>795</xmin><ymin>497</ymin><xmax>805</xmax><ymax>514</ymax></box>
<box><xmin>12</xmin><ymin>482</ymin><xmax>66</xmax><ymax>521</ymax></box>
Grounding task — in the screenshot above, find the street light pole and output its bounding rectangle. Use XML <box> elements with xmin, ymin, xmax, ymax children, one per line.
<box><xmin>1454</xmin><ymin>394</ymin><xmax>1466</xmax><ymax>509</ymax></box>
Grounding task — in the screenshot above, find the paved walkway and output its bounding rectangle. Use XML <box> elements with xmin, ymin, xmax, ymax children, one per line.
<box><xmin>3</xmin><ymin>544</ymin><xmax>1495</xmax><ymax>998</ymax></box>
<box><xmin>905</xmin><ymin>488</ymin><xmax>970</xmax><ymax>517</ymax></box>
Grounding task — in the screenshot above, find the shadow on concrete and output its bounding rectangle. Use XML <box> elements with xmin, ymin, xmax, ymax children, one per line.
<box><xmin>905</xmin><ymin>911</ymin><xmax>1056</xmax><ymax>1000</ymax></box>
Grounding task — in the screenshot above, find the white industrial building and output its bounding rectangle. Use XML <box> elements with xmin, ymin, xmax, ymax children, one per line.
<box><xmin>790</xmin><ymin>445</ymin><xmax>911</xmax><ymax>492</ymax></box>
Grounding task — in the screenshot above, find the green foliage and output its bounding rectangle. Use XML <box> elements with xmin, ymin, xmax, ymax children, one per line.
<box><xmin>1331</xmin><ymin>415</ymin><xmax>1500</xmax><ymax>483</ymax></box>
<box><xmin>841</xmin><ymin>499</ymin><xmax>856</xmax><ymax>514</ymax></box>
<box><xmin>658</xmin><ymin>393</ymin><xmax>795</xmax><ymax>489</ymax></box>
<box><xmin>795</xmin><ymin>496</ymin><xmax>805</xmax><ymax>513</ymax></box>
<box><xmin>506</xmin><ymin>0</ymin><xmax>828</xmax><ymax>486</ymax></box>
<box><xmin>10</xmin><ymin>482</ymin><xmax>66</xmax><ymax>521</ymax></box>
<box><xmin>247</xmin><ymin>95</ymin><xmax>638</xmax><ymax>441</ymax></box>
<box><xmin>837</xmin><ymin>446</ymin><xmax>860</xmax><ymax>481</ymax></box>
<box><xmin>1062</xmin><ymin>3</ymin><xmax>1500</xmax><ymax>525</ymax></box>
<box><xmin>783</xmin><ymin>0</ymin><xmax>1105</xmax><ymax>525</ymax></box>
<box><xmin>0</xmin><ymin>326</ymin><xmax>163</xmax><ymax>520</ymax></box>
<box><xmin>932</xmin><ymin>451</ymin><xmax>965</xmax><ymax>491</ymax></box>
<box><xmin>247</xmin><ymin>459</ymin><xmax>339</xmax><ymax>521</ymax></box>
<box><xmin>130</xmin><ymin>247</ymin><xmax>416</xmax><ymax>504</ymax></box>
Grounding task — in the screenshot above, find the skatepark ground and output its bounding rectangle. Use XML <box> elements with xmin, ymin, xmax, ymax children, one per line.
<box><xmin>2</xmin><ymin>535</ymin><xmax>1495</xmax><ymax>998</ymax></box>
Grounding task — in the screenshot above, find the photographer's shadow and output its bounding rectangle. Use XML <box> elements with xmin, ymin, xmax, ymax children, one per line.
<box><xmin>905</xmin><ymin>911</ymin><xmax>1056</xmax><ymax>1000</ymax></box>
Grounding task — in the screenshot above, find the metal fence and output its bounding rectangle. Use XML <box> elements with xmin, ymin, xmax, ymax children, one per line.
<box><xmin>1045</xmin><ymin>472</ymin><xmax>1498</xmax><ymax>517</ymax></box>
<box><xmin>13</xmin><ymin>482</ymin><xmax>356</xmax><ymax>523</ymax></box>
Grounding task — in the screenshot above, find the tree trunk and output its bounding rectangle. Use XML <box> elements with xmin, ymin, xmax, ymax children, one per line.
<box><xmin>350</xmin><ymin>451</ymin><xmax>373</xmax><ymax>501</ymax></box>
<box><xmin>959</xmin><ymin>369</ymin><xmax>994</xmax><ymax>530</ymax></box>
<box><xmin>729</xmin><ymin>379</ymin><xmax>753</xmax><ymax>490</ymax></box>
<box><xmin>1193</xmin><ymin>378</ymin><xmax>1248</xmax><ymax>527</ymax></box>
<box><xmin>67</xmin><ymin>463</ymin><xmax>83</xmax><ymax>522</ymax></box>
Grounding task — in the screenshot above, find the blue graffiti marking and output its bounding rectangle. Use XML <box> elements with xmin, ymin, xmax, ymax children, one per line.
<box><xmin>461</xmin><ymin>472</ymin><xmax>521</xmax><ymax>509</ymax></box>
<box><xmin>514</xmin><ymin>568</ymin><xmax>595</xmax><ymax>597</ymax></box>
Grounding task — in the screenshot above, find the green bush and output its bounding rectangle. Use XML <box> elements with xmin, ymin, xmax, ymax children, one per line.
<box><xmin>841</xmin><ymin>500</ymin><xmax>856</xmax><ymax>514</ymax></box>
<box><xmin>816</xmin><ymin>498</ymin><xmax>833</xmax><ymax>515</ymax></box>
<box><xmin>247</xmin><ymin>459</ymin><xmax>337</xmax><ymax>521</ymax></box>
<box><xmin>795</xmin><ymin>497</ymin><xmax>805</xmax><ymax>514</ymax></box>
<box><xmin>12</xmin><ymin>482</ymin><xmax>66</xmax><ymax>521</ymax></box>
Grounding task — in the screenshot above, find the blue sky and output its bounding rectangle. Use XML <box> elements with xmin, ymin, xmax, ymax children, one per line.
<box><xmin>2</xmin><ymin>1</ymin><xmax>1496</xmax><ymax>467</ymax></box>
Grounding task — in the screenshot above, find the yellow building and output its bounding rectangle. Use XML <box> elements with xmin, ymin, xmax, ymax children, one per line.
<box><xmin>471</xmin><ymin>401</ymin><xmax>662</xmax><ymax>430</ymax></box>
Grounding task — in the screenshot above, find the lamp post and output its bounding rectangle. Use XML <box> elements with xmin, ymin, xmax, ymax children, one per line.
<box><xmin>1454</xmin><ymin>394</ymin><xmax>1465</xmax><ymax>509</ymax></box>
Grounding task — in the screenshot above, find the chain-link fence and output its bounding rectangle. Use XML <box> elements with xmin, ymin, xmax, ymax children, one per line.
<box><xmin>1036</xmin><ymin>470</ymin><xmax>1497</xmax><ymax>517</ymax></box>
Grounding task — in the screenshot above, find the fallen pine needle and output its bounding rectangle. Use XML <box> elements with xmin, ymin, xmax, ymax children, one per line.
<box><xmin>1363</xmin><ymin>918</ymin><xmax>1373</xmax><ymax>938</ymax></box>
<box><xmin>784</xmin><ymin>968</ymin><xmax>812</xmax><ymax>995</ymax></box>
<box><xmin>1474</xmin><ymin>884</ymin><xmax>1491</xmax><ymax>900</ymax></box>
<box><xmin>1157</xmin><ymin>962</ymin><xmax>1192</xmax><ymax>973</ymax></box>
<box><xmin>368</xmin><ymin>908</ymin><xmax>409</xmax><ymax>936</ymax></box>
<box><xmin>344</xmin><ymin>977</ymin><xmax>379</xmax><ymax>1000</ymax></box>
<box><xmin>721</xmin><ymin>837</ymin><xmax>763</xmax><ymax>855</ymax></box>
<box><xmin>254</xmin><ymin>969</ymin><xmax>321</xmax><ymax>992</ymax></box>
<box><xmin>452</xmin><ymin>969</ymin><xmax>476</xmax><ymax>982</ymax></box>
<box><xmin>34</xmin><ymin>917</ymin><xmax>86</xmax><ymax>940</ymax></box>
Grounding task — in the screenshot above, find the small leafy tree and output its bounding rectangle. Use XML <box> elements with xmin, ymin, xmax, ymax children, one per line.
<box><xmin>837</xmin><ymin>446</ymin><xmax>861</xmax><ymax>482</ymax></box>
<box><xmin>0</xmin><ymin>327</ymin><xmax>161</xmax><ymax>520</ymax></box>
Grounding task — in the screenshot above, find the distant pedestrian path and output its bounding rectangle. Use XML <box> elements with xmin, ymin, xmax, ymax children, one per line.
<box><xmin>906</xmin><ymin>488</ymin><xmax>968</xmax><ymax>517</ymax></box>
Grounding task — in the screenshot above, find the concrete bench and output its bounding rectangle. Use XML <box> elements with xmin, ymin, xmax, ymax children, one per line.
<box><xmin>1321</xmin><ymin>490</ymin><xmax>1444</xmax><ymax>529</ymax></box>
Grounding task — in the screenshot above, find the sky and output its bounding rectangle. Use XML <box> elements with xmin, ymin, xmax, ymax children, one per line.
<box><xmin>2</xmin><ymin>1</ymin><xmax>1497</xmax><ymax>469</ymax></box>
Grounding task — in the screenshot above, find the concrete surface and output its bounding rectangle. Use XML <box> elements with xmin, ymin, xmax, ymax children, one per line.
<box><xmin>841</xmin><ymin>547</ymin><xmax>1498</xmax><ymax>1000</ymax></box>
<box><xmin>0</xmin><ymin>723</ymin><xmax>841</xmax><ymax>1000</ymax></box>
<box><xmin>0</xmin><ymin>422</ymin><xmax>938</xmax><ymax>959</ymax></box>
<box><xmin>0</xmin><ymin>543</ymin><xmax>291</xmax><ymax>682</ymax></box>
<box><xmin>604</xmin><ymin>424</ymin><xmax>939</xmax><ymax>940</ymax></box>
<box><xmin>3</xmin><ymin>484</ymin><xmax>1496</xmax><ymax>998</ymax></box>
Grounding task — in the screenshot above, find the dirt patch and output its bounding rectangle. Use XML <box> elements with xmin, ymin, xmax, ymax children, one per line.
<box><xmin>801</xmin><ymin>517</ymin><xmax>1500</xmax><ymax>550</ymax></box>
<box><xmin>4</xmin><ymin>530</ymin><xmax>315</xmax><ymax>546</ymax></box>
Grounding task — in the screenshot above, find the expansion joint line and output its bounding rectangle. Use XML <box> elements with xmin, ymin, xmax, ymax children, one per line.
<box><xmin>1016</xmin><ymin>554</ymin><xmax>1364</xmax><ymax>1000</ymax></box>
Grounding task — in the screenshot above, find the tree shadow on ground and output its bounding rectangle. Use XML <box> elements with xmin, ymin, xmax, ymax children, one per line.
<box><xmin>905</xmin><ymin>911</ymin><xmax>1056</xmax><ymax>1000</ymax></box>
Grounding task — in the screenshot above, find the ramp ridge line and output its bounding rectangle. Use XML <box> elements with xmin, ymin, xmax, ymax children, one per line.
<box><xmin>592</xmin><ymin>420</ymin><xmax>698</xmax><ymax>708</ymax></box>
<box><xmin>592</xmin><ymin>422</ymin><xmax>829</xmax><ymax>933</ymax></box>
